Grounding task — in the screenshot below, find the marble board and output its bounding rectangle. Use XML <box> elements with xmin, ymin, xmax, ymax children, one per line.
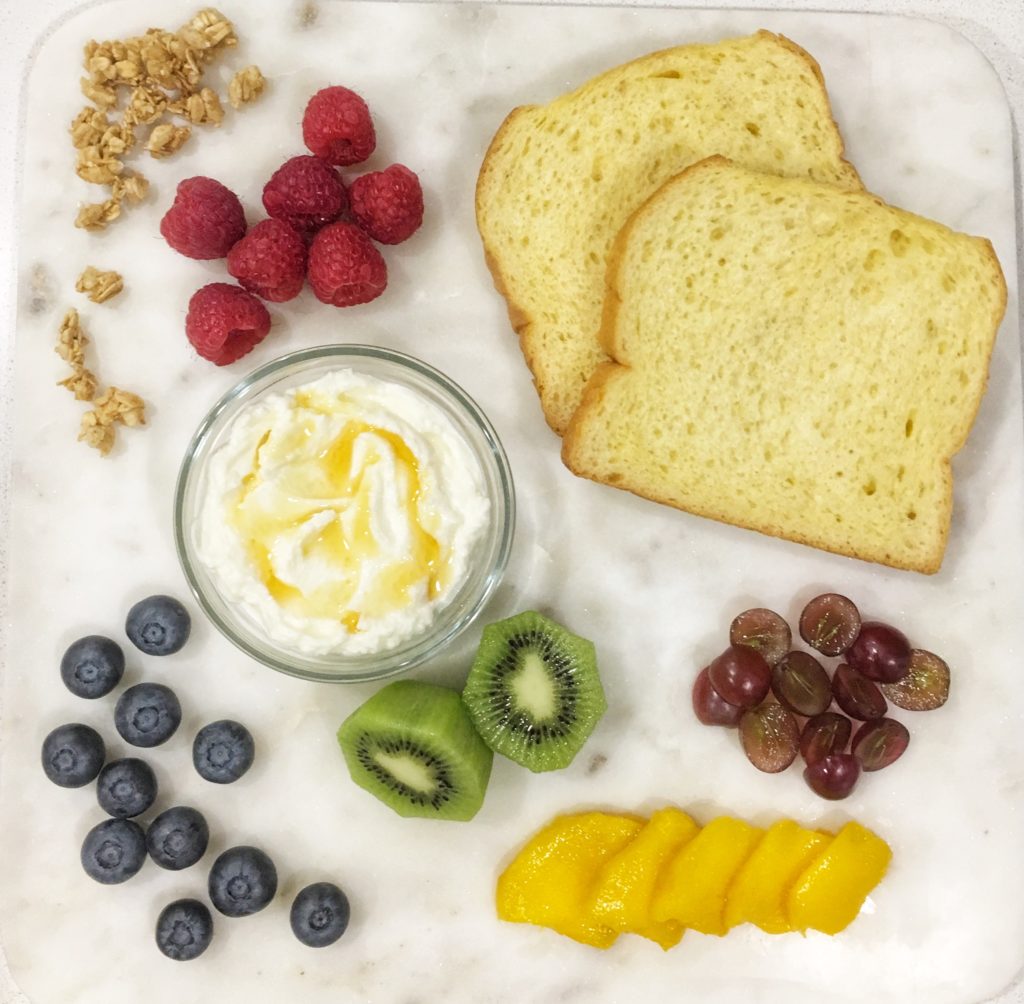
<box><xmin>1</xmin><ymin>2</ymin><xmax>1022</xmax><ymax>1002</ymax></box>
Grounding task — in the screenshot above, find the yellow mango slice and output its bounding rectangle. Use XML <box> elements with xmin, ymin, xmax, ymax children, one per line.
<box><xmin>786</xmin><ymin>821</ymin><xmax>892</xmax><ymax>935</ymax></box>
<box><xmin>589</xmin><ymin>806</ymin><xmax>699</xmax><ymax>950</ymax></box>
<box><xmin>496</xmin><ymin>811</ymin><xmax>643</xmax><ymax>948</ymax></box>
<box><xmin>724</xmin><ymin>820</ymin><xmax>831</xmax><ymax>934</ymax></box>
<box><xmin>650</xmin><ymin>816</ymin><xmax>763</xmax><ymax>935</ymax></box>
<box><xmin>633</xmin><ymin>919</ymin><xmax>686</xmax><ymax>950</ymax></box>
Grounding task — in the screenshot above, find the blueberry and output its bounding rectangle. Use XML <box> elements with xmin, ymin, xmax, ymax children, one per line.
<box><xmin>81</xmin><ymin>818</ymin><xmax>146</xmax><ymax>884</ymax></box>
<box><xmin>60</xmin><ymin>636</ymin><xmax>125</xmax><ymax>699</ymax></box>
<box><xmin>126</xmin><ymin>595</ymin><xmax>191</xmax><ymax>656</ymax></box>
<box><xmin>41</xmin><ymin>723</ymin><xmax>105</xmax><ymax>788</ymax></box>
<box><xmin>192</xmin><ymin>720</ymin><xmax>255</xmax><ymax>784</ymax></box>
<box><xmin>156</xmin><ymin>899</ymin><xmax>213</xmax><ymax>961</ymax></box>
<box><xmin>96</xmin><ymin>757</ymin><xmax>157</xmax><ymax>818</ymax></box>
<box><xmin>147</xmin><ymin>806</ymin><xmax>209</xmax><ymax>870</ymax></box>
<box><xmin>208</xmin><ymin>846</ymin><xmax>277</xmax><ymax>917</ymax></box>
<box><xmin>290</xmin><ymin>882</ymin><xmax>350</xmax><ymax>947</ymax></box>
<box><xmin>114</xmin><ymin>683</ymin><xmax>181</xmax><ymax>747</ymax></box>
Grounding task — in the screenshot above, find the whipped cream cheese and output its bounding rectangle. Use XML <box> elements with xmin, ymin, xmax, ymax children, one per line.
<box><xmin>196</xmin><ymin>369</ymin><xmax>491</xmax><ymax>656</ymax></box>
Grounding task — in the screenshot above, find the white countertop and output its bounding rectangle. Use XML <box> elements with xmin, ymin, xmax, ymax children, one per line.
<box><xmin>1</xmin><ymin>2</ymin><xmax>1022</xmax><ymax>1003</ymax></box>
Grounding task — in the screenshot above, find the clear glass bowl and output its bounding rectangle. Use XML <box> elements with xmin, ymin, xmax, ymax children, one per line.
<box><xmin>174</xmin><ymin>344</ymin><xmax>515</xmax><ymax>683</ymax></box>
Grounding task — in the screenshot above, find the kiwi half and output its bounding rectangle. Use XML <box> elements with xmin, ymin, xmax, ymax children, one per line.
<box><xmin>462</xmin><ymin>611</ymin><xmax>606</xmax><ymax>772</ymax></box>
<box><xmin>337</xmin><ymin>680</ymin><xmax>493</xmax><ymax>821</ymax></box>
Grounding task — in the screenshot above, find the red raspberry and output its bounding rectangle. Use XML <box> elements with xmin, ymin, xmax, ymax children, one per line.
<box><xmin>185</xmin><ymin>283</ymin><xmax>271</xmax><ymax>365</ymax></box>
<box><xmin>349</xmin><ymin>164</ymin><xmax>424</xmax><ymax>245</ymax></box>
<box><xmin>160</xmin><ymin>177</ymin><xmax>246</xmax><ymax>260</ymax></box>
<box><xmin>226</xmin><ymin>219</ymin><xmax>307</xmax><ymax>303</ymax></box>
<box><xmin>307</xmin><ymin>222</ymin><xmax>387</xmax><ymax>307</ymax></box>
<box><xmin>261</xmin><ymin>155</ymin><xmax>349</xmax><ymax>235</ymax></box>
<box><xmin>301</xmin><ymin>86</ymin><xmax>376</xmax><ymax>166</ymax></box>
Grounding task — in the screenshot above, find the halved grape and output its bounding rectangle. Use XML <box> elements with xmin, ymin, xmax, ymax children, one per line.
<box><xmin>772</xmin><ymin>651</ymin><xmax>831</xmax><ymax>717</ymax></box>
<box><xmin>707</xmin><ymin>646</ymin><xmax>771</xmax><ymax>710</ymax></box>
<box><xmin>832</xmin><ymin>664</ymin><xmax>887</xmax><ymax>721</ymax></box>
<box><xmin>729</xmin><ymin>608</ymin><xmax>791</xmax><ymax>667</ymax></box>
<box><xmin>846</xmin><ymin>622</ymin><xmax>911</xmax><ymax>683</ymax></box>
<box><xmin>692</xmin><ymin>667</ymin><xmax>744</xmax><ymax>727</ymax></box>
<box><xmin>799</xmin><ymin>712</ymin><xmax>852</xmax><ymax>766</ymax></box>
<box><xmin>853</xmin><ymin>718</ymin><xmax>910</xmax><ymax>771</ymax></box>
<box><xmin>881</xmin><ymin>650</ymin><xmax>950</xmax><ymax>711</ymax></box>
<box><xmin>799</xmin><ymin>593</ymin><xmax>861</xmax><ymax>656</ymax></box>
<box><xmin>739</xmin><ymin>703</ymin><xmax>799</xmax><ymax>773</ymax></box>
<box><xmin>803</xmin><ymin>753</ymin><xmax>860</xmax><ymax>800</ymax></box>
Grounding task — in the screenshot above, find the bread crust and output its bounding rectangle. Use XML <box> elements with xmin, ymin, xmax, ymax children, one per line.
<box><xmin>476</xmin><ymin>31</ymin><xmax>864</xmax><ymax>437</ymax></box>
<box><xmin>764</xmin><ymin>32</ymin><xmax>862</xmax><ymax>193</ymax></box>
<box><xmin>475</xmin><ymin>103</ymin><xmax>565</xmax><ymax>434</ymax></box>
<box><xmin>564</xmin><ymin>158</ymin><xmax>1008</xmax><ymax>575</ymax></box>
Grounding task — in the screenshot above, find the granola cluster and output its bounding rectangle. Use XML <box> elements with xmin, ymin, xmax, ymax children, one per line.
<box><xmin>79</xmin><ymin>388</ymin><xmax>147</xmax><ymax>456</ymax></box>
<box><xmin>75</xmin><ymin>266</ymin><xmax>124</xmax><ymax>304</ymax></box>
<box><xmin>56</xmin><ymin>308</ymin><xmax>97</xmax><ymax>401</ymax></box>
<box><xmin>228</xmin><ymin>65</ymin><xmax>266</xmax><ymax>109</ymax></box>
<box><xmin>55</xmin><ymin>308</ymin><xmax>146</xmax><ymax>455</ymax></box>
<box><xmin>71</xmin><ymin>8</ymin><xmax>265</xmax><ymax>231</ymax></box>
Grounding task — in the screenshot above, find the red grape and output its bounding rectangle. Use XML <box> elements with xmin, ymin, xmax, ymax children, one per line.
<box><xmin>799</xmin><ymin>593</ymin><xmax>861</xmax><ymax>656</ymax></box>
<box><xmin>881</xmin><ymin>649</ymin><xmax>949</xmax><ymax>710</ymax></box>
<box><xmin>799</xmin><ymin>712</ymin><xmax>852</xmax><ymax>765</ymax></box>
<box><xmin>729</xmin><ymin>608</ymin><xmax>791</xmax><ymax>667</ymax></box>
<box><xmin>804</xmin><ymin>753</ymin><xmax>861</xmax><ymax>799</ymax></box>
<box><xmin>739</xmin><ymin>703</ymin><xmax>800</xmax><ymax>773</ymax></box>
<box><xmin>853</xmin><ymin>718</ymin><xmax>910</xmax><ymax>771</ymax></box>
<box><xmin>846</xmin><ymin>621</ymin><xmax>911</xmax><ymax>683</ymax></box>
<box><xmin>707</xmin><ymin>645</ymin><xmax>771</xmax><ymax>710</ymax></box>
<box><xmin>832</xmin><ymin>664</ymin><xmax>887</xmax><ymax>721</ymax></box>
<box><xmin>772</xmin><ymin>651</ymin><xmax>831</xmax><ymax>717</ymax></box>
<box><xmin>692</xmin><ymin>667</ymin><xmax>744</xmax><ymax>727</ymax></box>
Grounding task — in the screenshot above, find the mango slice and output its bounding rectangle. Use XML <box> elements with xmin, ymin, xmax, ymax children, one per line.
<box><xmin>589</xmin><ymin>806</ymin><xmax>699</xmax><ymax>949</ymax></box>
<box><xmin>650</xmin><ymin>816</ymin><xmax>763</xmax><ymax>935</ymax></box>
<box><xmin>496</xmin><ymin>811</ymin><xmax>643</xmax><ymax>948</ymax></box>
<box><xmin>724</xmin><ymin>820</ymin><xmax>831</xmax><ymax>934</ymax></box>
<box><xmin>786</xmin><ymin>821</ymin><xmax>892</xmax><ymax>935</ymax></box>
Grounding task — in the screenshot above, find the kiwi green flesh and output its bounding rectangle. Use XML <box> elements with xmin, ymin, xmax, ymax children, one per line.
<box><xmin>462</xmin><ymin>610</ymin><xmax>607</xmax><ymax>773</ymax></box>
<box><xmin>337</xmin><ymin>680</ymin><xmax>493</xmax><ymax>821</ymax></box>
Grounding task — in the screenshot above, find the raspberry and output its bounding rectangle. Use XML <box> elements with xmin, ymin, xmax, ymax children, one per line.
<box><xmin>185</xmin><ymin>283</ymin><xmax>271</xmax><ymax>365</ymax></box>
<box><xmin>226</xmin><ymin>219</ymin><xmax>307</xmax><ymax>303</ymax></box>
<box><xmin>349</xmin><ymin>164</ymin><xmax>424</xmax><ymax>245</ymax></box>
<box><xmin>160</xmin><ymin>177</ymin><xmax>246</xmax><ymax>260</ymax></box>
<box><xmin>262</xmin><ymin>156</ymin><xmax>349</xmax><ymax>235</ymax></box>
<box><xmin>301</xmin><ymin>86</ymin><xmax>376</xmax><ymax>166</ymax></box>
<box><xmin>307</xmin><ymin>222</ymin><xmax>387</xmax><ymax>307</ymax></box>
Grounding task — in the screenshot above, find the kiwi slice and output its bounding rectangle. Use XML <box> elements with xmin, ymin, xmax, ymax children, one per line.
<box><xmin>337</xmin><ymin>680</ymin><xmax>493</xmax><ymax>821</ymax></box>
<box><xmin>462</xmin><ymin>610</ymin><xmax>606</xmax><ymax>772</ymax></box>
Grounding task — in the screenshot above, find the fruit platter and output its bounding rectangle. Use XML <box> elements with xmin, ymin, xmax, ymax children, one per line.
<box><xmin>2</xmin><ymin>2</ymin><xmax>1023</xmax><ymax>1002</ymax></box>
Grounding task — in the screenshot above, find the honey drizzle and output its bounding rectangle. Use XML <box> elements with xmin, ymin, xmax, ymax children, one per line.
<box><xmin>228</xmin><ymin>415</ymin><xmax>448</xmax><ymax>632</ymax></box>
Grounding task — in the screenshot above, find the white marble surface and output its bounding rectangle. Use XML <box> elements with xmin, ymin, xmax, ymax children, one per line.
<box><xmin>1</xmin><ymin>2</ymin><xmax>1023</xmax><ymax>1003</ymax></box>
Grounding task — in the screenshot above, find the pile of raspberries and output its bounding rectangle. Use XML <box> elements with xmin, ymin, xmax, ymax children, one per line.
<box><xmin>160</xmin><ymin>85</ymin><xmax>424</xmax><ymax>365</ymax></box>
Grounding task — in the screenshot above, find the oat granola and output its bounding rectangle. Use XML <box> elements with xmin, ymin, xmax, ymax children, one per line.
<box><xmin>75</xmin><ymin>267</ymin><xmax>124</xmax><ymax>304</ymax></box>
<box><xmin>56</xmin><ymin>308</ymin><xmax>89</xmax><ymax>366</ymax></box>
<box><xmin>59</xmin><ymin>367</ymin><xmax>99</xmax><ymax>402</ymax></box>
<box><xmin>56</xmin><ymin>309</ymin><xmax>146</xmax><ymax>453</ymax></box>
<box><xmin>55</xmin><ymin>309</ymin><xmax>99</xmax><ymax>404</ymax></box>
<box><xmin>74</xmin><ymin>199</ymin><xmax>122</xmax><ymax>232</ymax></box>
<box><xmin>78</xmin><ymin>388</ymin><xmax>147</xmax><ymax>456</ymax></box>
<box><xmin>72</xmin><ymin>8</ymin><xmax>257</xmax><ymax>230</ymax></box>
<box><xmin>146</xmin><ymin>122</ymin><xmax>191</xmax><ymax>158</ymax></box>
<box><xmin>228</xmin><ymin>65</ymin><xmax>266</xmax><ymax>109</ymax></box>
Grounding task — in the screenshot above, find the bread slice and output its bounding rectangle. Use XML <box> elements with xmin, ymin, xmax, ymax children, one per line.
<box><xmin>562</xmin><ymin>157</ymin><xmax>1006</xmax><ymax>573</ymax></box>
<box><xmin>475</xmin><ymin>31</ymin><xmax>862</xmax><ymax>435</ymax></box>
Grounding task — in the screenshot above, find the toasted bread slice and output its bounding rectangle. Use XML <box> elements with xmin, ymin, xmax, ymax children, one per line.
<box><xmin>476</xmin><ymin>31</ymin><xmax>862</xmax><ymax>435</ymax></box>
<box><xmin>562</xmin><ymin>157</ymin><xmax>1006</xmax><ymax>573</ymax></box>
